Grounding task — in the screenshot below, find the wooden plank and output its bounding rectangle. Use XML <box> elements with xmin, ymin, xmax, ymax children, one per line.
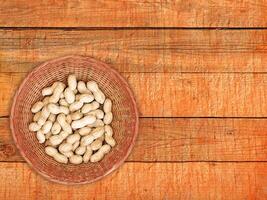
<box><xmin>1</xmin><ymin>29</ymin><xmax>267</xmax><ymax>73</ymax></box>
<box><xmin>0</xmin><ymin>162</ymin><xmax>266</xmax><ymax>199</ymax></box>
<box><xmin>1</xmin><ymin>118</ymin><xmax>267</xmax><ymax>162</ymax></box>
<box><xmin>0</xmin><ymin>118</ymin><xmax>21</xmax><ymax>161</ymax></box>
<box><xmin>0</xmin><ymin>0</ymin><xmax>267</xmax><ymax>27</ymax></box>
<box><xmin>2</xmin><ymin>72</ymin><xmax>267</xmax><ymax>117</ymax></box>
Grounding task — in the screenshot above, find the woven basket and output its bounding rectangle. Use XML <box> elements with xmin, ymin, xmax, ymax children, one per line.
<box><xmin>10</xmin><ymin>55</ymin><xmax>139</xmax><ymax>184</ymax></box>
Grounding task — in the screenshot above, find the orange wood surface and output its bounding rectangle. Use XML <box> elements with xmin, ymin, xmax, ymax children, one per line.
<box><xmin>0</xmin><ymin>0</ymin><xmax>267</xmax><ymax>27</ymax></box>
<box><xmin>1</xmin><ymin>29</ymin><xmax>267</xmax><ymax>73</ymax></box>
<box><xmin>0</xmin><ymin>162</ymin><xmax>266</xmax><ymax>199</ymax></box>
<box><xmin>1</xmin><ymin>117</ymin><xmax>267</xmax><ymax>162</ymax></box>
<box><xmin>3</xmin><ymin>72</ymin><xmax>267</xmax><ymax>117</ymax></box>
<box><xmin>0</xmin><ymin>1</ymin><xmax>267</xmax><ymax>200</ymax></box>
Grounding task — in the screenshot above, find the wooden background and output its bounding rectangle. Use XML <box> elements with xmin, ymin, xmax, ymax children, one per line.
<box><xmin>0</xmin><ymin>0</ymin><xmax>267</xmax><ymax>199</ymax></box>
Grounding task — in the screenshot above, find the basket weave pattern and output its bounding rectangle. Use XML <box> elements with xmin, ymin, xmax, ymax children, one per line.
<box><xmin>10</xmin><ymin>56</ymin><xmax>139</xmax><ymax>184</ymax></box>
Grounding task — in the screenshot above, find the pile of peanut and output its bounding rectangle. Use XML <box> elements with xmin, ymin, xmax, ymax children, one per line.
<box><xmin>28</xmin><ymin>74</ymin><xmax>116</xmax><ymax>164</ymax></box>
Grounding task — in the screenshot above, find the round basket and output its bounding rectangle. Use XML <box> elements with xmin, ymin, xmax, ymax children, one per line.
<box><xmin>10</xmin><ymin>55</ymin><xmax>139</xmax><ymax>184</ymax></box>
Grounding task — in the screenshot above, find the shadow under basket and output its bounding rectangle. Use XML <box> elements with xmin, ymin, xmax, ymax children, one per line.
<box><xmin>10</xmin><ymin>55</ymin><xmax>139</xmax><ymax>184</ymax></box>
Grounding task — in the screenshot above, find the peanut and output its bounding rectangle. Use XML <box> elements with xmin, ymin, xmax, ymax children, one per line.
<box><xmin>49</xmin><ymin>82</ymin><xmax>65</xmax><ymax>103</ymax></box>
<box><xmin>59</xmin><ymin>98</ymin><xmax>69</xmax><ymax>107</ymax></box>
<box><xmin>101</xmin><ymin>144</ymin><xmax>111</xmax><ymax>154</ymax></box>
<box><xmin>42</xmin><ymin>97</ymin><xmax>50</xmax><ymax>105</ymax></box>
<box><xmin>80</xmin><ymin>127</ymin><xmax>104</xmax><ymax>146</ymax></box>
<box><xmin>47</xmin><ymin>103</ymin><xmax>69</xmax><ymax>115</ymax></box>
<box><xmin>87</xmin><ymin>119</ymin><xmax>104</xmax><ymax>128</ymax></box>
<box><xmin>59</xmin><ymin>142</ymin><xmax>73</xmax><ymax>153</ymax></box>
<box><xmin>46</xmin><ymin>146</ymin><xmax>68</xmax><ymax>164</ymax></box>
<box><xmin>48</xmin><ymin>113</ymin><xmax>56</xmax><ymax>122</ymax></box>
<box><xmin>90</xmin><ymin>139</ymin><xmax>102</xmax><ymax>151</ymax></box>
<box><xmin>98</xmin><ymin>135</ymin><xmax>105</xmax><ymax>142</ymax></box>
<box><xmin>49</xmin><ymin>135</ymin><xmax>64</xmax><ymax>146</ymax></box>
<box><xmin>103</xmin><ymin>112</ymin><xmax>113</xmax><ymax>125</ymax></box>
<box><xmin>57</xmin><ymin>114</ymin><xmax>72</xmax><ymax>134</ymax></box>
<box><xmin>75</xmin><ymin>146</ymin><xmax>86</xmax><ymax>155</ymax></box>
<box><xmin>53</xmin><ymin>153</ymin><xmax>68</xmax><ymax>164</ymax></box>
<box><xmin>37</xmin><ymin>106</ymin><xmax>50</xmax><ymax>126</ymax></box>
<box><xmin>66</xmin><ymin>133</ymin><xmax>80</xmax><ymax>144</ymax></box>
<box><xmin>104</xmin><ymin>125</ymin><xmax>113</xmax><ymax>136</ymax></box>
<box><xmin>45</xmin><ymin>146</ymin><xmax>58</xmax><ymax>157</ymax></box>
<box><xmin>64</xmin><ymin>87</ymin><xmax>75</xmax><ymax>104</ymax></box>
<box><xmin>91</xmin><ymin>127</ymin><xmax>105</xmax><ymax>139</ymax></box>
<box><xmin>71</xmin><ymin>115</ymin><xmax>96</xmax><ymax>129</ymax></box>
<box><xmin>70</xmin><ymin>111</ymin><xmax>83</xmax><ymax>121</ymax></box>
<box><xmin>80</xmin><ymin>134</ymin><xmax>94</xmax><ymax>146</ymax></box>
<box><xmin>78</xmin><ymin>127</ymin><xmax>91</xmax><ymax>136</ymax></box>
<box><xmin>42</xmin><ymin>87</ymin><xmax>53</xmax><ymax>97</ymax></box>
<box><xmin>62</xmin><ymin>151</ymin><xmax>74</xmax><ymax>158</ymax></box>
<box><xmin>66</xmin><ymin>114</ymin><xmax>72</xmax><ymax>124</ymax></box>
<box><xmin>51</xmin><ymin>122</ymin><xmax>61</xmax><ymax>135</ymax></box>
<box><xmin>59</xmin><ymin>131</ymin><xmax>70</xmax><ymax>139</ymax></box>
<box><xmin>36</xmin><ymin>130</ymin><xmax>46</xmax><ymax>143</ymax></box>
<box><xmin>87</xmin><ymin>81</ymin><xmax>105</xmax><ymax>104</ymax></box>
<box><xmin>87</xmin><ymin>109</ymin><xmax>104</xmax><ymax>119</ymax></box>
<box><xmin>105</xmin><ymin>135</ymin><xmax>116</xmax><ymax>147</ymax></box>
<box><xmin>90</xmin><ymin>145</ymin><xmax>112</xmax><ymax>163</ymax></box>
<box><xmin>76</xmin><ymin>94</ymin><xmax>94</xmax><ymax>103</ymax></box>
<box><xmin>60</xmin><ymin>106</ymin><xmax>69</xmax><ymax>115</ymax></box>
<box><xmin>90</xmin><ymin>151</ymin><xmax>104</xmax><ymax>163</ymax></box>
<box><xmin>31</xmin><ymin>101</ymin><xmax>44</xmax><ymax>113</ymax></box>
<box><xmin>72</xmin><ymin>141</ymin><xmax>80</xmax><ymax>151</ymax></box>
<box><xmin>69</xmin><ymin>101</ymin><xmax>83</xmax><ymax>112</ymax></box>
<box><xmin>41</xmin><ymin>121</ymin><xmax>53</xmax><ymax>134</ymax></box>
<box><xmin>69</xmin><ymin>155</ymin><xmax>82</xmax><ymax>165</ymax></box>
<box><xmin>81</xmin><ymin>101</ymin><xmax>99</xmax><ymax>114</ymax></box>
<box><xmin>68</xmin><ymin>74</ymin><xmax>77</xmax><ymax>91</ymax></box>
<box><xmin>86</xmin><ymin>81</ymin><xmax>99</xmax><ymax>92</ymax></box>
<box><xmin>103</xmin><ymin>98</ymin><xmax>112</xmax><ymax>113</ymax></box>
<box><xmin>94</xmin><ymin>90</ymin><xmax>105</xmax><ymax>104</ymax></box>
<box><xmin>42</xmin><ymin>82</ymin><xmax>58</xmax><ymax>96</ymax></box>
<box><xmin>77</xmin><ymin>81</ymin><xmax>91</xmax><ymax>94</ymax></box>
<box><xmin>83</xmin><ymin>146</ymin><xmax>93</xmax><ymax>163</ymax></box>
<box><xmin>37</xmin><ymin>117</ymin><xmax>46</xmax><ymax>126</ymax></box>
<box><xmin>45</xmin><ymin>132</ymin><xmax>52</xmax><ymax>140</ymax></box>
<box><xmin>33</xmin><ymin>111</ymin><xmax>41</xmax><ymax>122</ymax></box>
<box><xmin>29</xmin><ymin>122</ymin><xmax>41</xmax><ymax>132</ymax></box>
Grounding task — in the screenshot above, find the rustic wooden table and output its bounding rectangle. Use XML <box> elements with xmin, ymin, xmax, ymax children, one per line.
<box><xmin>0</xmin><ymin>1</ymin><xmax>267</xmax><ymax>199</ymax></box>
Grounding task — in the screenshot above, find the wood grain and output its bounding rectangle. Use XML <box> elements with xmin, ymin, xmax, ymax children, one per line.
<box><xmin>1</xmin><ymin>0</ymin><xmax>267</xmax><ymax>198</ymax></box>
<box><xmin>3</xmin><ymin>72</ymin><xmax>267</xmax><ymax>117</ymax></box>
<box><xmin>1</xmin><ymin>118</ymin><xmax>267</xmax><ymax>162</ymax></box>
<box><xmin>1</xmin><ymin>29</ymin><xmax>267</xmax><ymax>73</ymax></box>
<box><xmin>0</xmin><ymin>162</ymin><xmax>266</xmax><ymax>199</ymax></box>
<box><xmin>0</xmin><ymin>0</ymin><xmax>267</xmax><ymax>28</ymax></box>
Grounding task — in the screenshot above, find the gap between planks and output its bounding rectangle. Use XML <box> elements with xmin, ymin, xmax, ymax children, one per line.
<box><xmin>1</xmin><ymin>27</ymin><xmax>267</xmax><ymax>30</ymax></box>
<box><xmin>1</xmin><ymin>160</ymin><xmax>267</xmax><ymax>163</ymax></box>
